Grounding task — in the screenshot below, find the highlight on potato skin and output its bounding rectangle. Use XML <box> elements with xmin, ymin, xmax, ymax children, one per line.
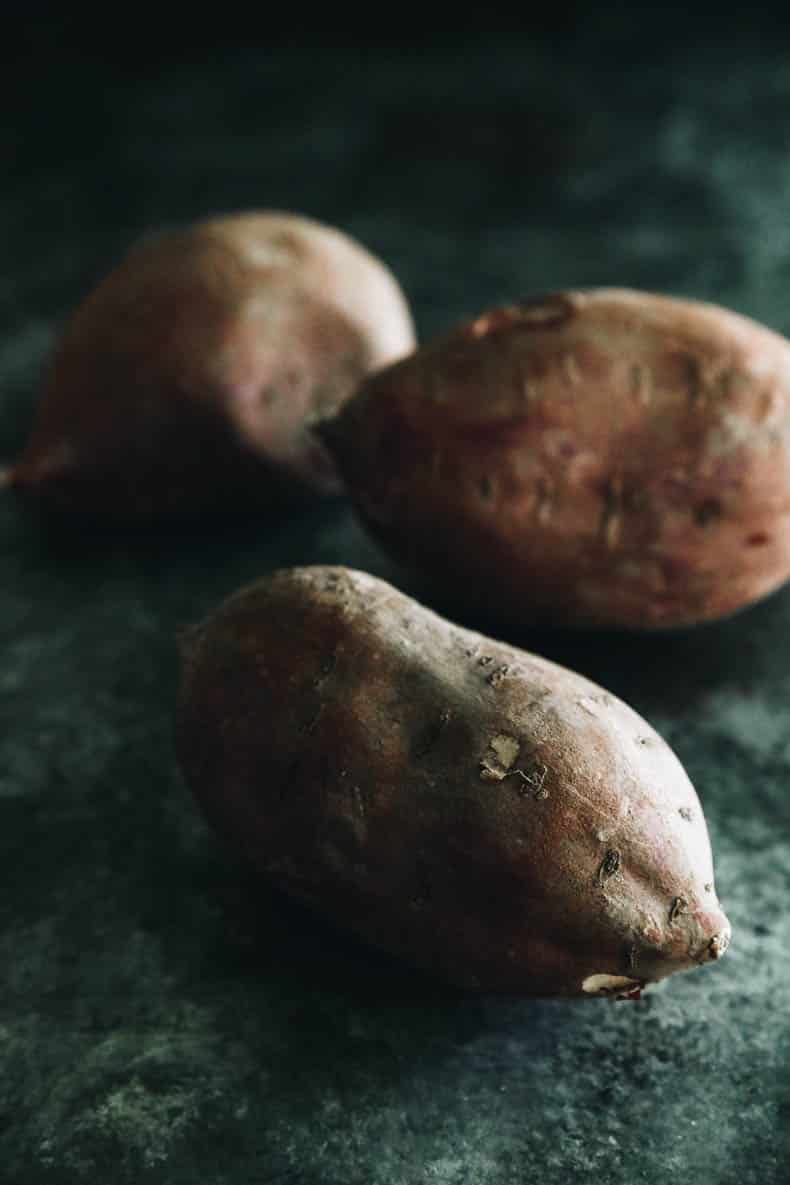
<box><xmin>176</xmin><ymin>565</ymin><xmax>731</xmax><ymax>999</ymax></box>
<box><xmin>4</xmin><ymin>211</ymin><xmax>415</xmax><ymax>520</ymax></box>
<box><xmin>321</xmin><ymin>288</ymin><xmax>790</xmax><ymax>629</ymax></box>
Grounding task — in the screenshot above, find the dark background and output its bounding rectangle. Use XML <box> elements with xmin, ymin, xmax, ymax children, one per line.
<box><xmin>3</xmin><ymin>11</ymin><xmax>790</xmax><ymax>1184</ymax></box>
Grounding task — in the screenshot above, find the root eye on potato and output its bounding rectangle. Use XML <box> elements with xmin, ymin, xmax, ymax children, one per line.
<box><xmin>176</xmin><ymin>565</ymin><xmax>731</xmax><ymax>998</ymax></box>
<box><xmin>4</xmin><ymin>211</ymin><xmax>415</xmax><ymax>520</ymax></box>
<box><xmin>320</xmin><ymin>288</ymin><xmax>790</xmax><ymax>629</ymax></box>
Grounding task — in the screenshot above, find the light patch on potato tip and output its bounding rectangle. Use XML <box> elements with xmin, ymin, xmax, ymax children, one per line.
<box><xmin>582</xmin><ymin>973</ymin><xmax>642</xmax><ymax>995</ymax></box>
<box><xmin>479</xmin><ymin>734</ymin><xmax>520</xmax><ymax>782</ymax></box>
<box><xmin>708</xmin><ymin>932</ymin><xmax>730</xmax><ymax>960</ymax></box>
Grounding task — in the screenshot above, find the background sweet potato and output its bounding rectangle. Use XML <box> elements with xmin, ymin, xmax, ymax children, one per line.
<box><xmin>4</xmin><ymin>212</ymin><xmax>415</xmax><ymax>519</ymax></box>
<box><xmin>322</xmin><ymin>289</ymin><xmax>790</xmax><ymax>628</ymax></box>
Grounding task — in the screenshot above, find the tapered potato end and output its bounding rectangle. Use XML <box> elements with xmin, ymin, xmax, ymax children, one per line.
<box><xmin>175</xmin><ymin>565</ymin><xmax>733</xmax><ymax>999</ymax></box>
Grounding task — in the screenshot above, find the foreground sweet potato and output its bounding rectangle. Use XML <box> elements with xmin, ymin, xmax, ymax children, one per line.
<box><xmin>176</xmin><ymin>566</ymin><xmax>730</xmax><ymax>998</ymax></box>
<box><xmin>321</xmin><ymin>289</ymin><xmax>790</xmax><ymax>628</ymax></box>
<box><xmin>3</xmin><ymin>212</ymin><xmax>415</xmax><ymax>518</ymax></box>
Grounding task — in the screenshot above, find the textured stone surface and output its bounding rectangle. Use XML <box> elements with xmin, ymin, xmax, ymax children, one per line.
<box><xmin>3</xmin><ymin>25</ymin><xmax>790</xmax><ymax>1184</ymax></box>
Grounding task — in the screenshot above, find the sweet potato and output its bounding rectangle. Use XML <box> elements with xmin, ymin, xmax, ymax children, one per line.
<box><xmin>4</xmin><ymin>212</ymin><xmax>415</xmax><ymax>519</ymax></box>
<box><xmin>321</xmin><ymin>289</ymin><xmax>790</xmax><ymax>628</ymax></box>
<box><xmin>176</xmin><ymin>566</ymin><xmax>730</xmax><ymax>998</ymax></box>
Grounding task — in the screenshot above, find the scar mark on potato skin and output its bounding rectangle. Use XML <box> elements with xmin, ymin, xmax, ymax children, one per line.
<box><xmin>600</xmin><ymin>477</ymin><xmax>624</xmax><ymax>548</ymax></box>
<box><xmin>578</xmin><ymin>693</ymin><xmax>614</xmax><ymax>716</ymax></box>
<box><xmin>260</xmin><ymin>385</ymin><xmax>281</xmax><ymax>407</ymax></box>
<box><xmin>487</xmin><ymin>665</ymin><xmax>510</xmax><ymax>688</ymax></box>
<box><xmin>351</xmin><ymin>785</ymin><xmax>367</xmax><ymax>819</ymax></box>
<box><xmin>669</xmin><ymin>896</ymin><xmax>688</xmax><ymax>923</ymax></box>
<box><xmin>535</xmin><ymin>477</ymin><xmax>553</xmax><ymax>524</ymax></box>
<box><xmin>598</xmin><ymin>848</ymin><xmax>621</xmax><ymax>883</ymax></box>
<box><xmin>561</xmin><ymin>781</ymin><xmax>652</xmax><ymax>851</ymax></box>
<box><xmin>563</xmin><ymin>352</ymin><xmax>582</xmax><ymax>387</ymax></box>
<box><xmin>582</xmin><ymin>972</ymin><xmax>643</xmax><ymax>996</ymax></box>
<box><xmin>694</xmin><ymin>499</ymin><xmax>722</xmax><ymax>527</ymax></box>
<box><xmin>511</xmin><ymin>764</ymin><xmax>549</xmax><ymax>800</ymax></box>
<box><xmin>678</xmin><ymin>806</ymin><xmax>694</xmax><ymax>821</ymax></box>
<box><xmin>708</xmin><ymin>933</ymin><xmax>729</xmax><ymax>960</ymax></box>
<box><xmin>630</xmin><ymin>363</ymin><xmax>652</xmax><ymax>406</ymax></box>
<box><xmin>480</xmin><ymin>733</ymin><xmax>520</xmax><ymax>779</ymax></box>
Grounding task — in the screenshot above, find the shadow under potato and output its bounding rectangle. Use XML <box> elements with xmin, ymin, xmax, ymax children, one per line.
<box><xmin>2</xmin><ymin>494</ymin><xmax>399</xmax><ymax>604</ymax></box>
<box><xmin>209</xmin><ymin>867</ymin><xmax>471</xmax><ymax>1008</ymax></box>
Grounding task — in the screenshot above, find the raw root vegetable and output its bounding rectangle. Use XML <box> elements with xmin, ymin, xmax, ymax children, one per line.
<box><xmin>321</xmin><ymin>289</ymin><xmax>790</xmax><ymax>629</ymax></box>
<box><xmin>3</xmin><ymin>212</ymin><xmax>415</xmax><ymax>519</ymax></box>
<box><xmin>176</xmin><ymin>566</ymin><xmax>731</xmax><ymax>998</ymax></box>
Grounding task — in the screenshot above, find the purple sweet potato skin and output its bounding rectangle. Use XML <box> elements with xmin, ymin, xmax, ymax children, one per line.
<box><xmin>322</xmin><ymin>289</ymin><xmax>790</xmax><ymax>629</ymax></box>
<box><xmin>176</xmin><ymin>566</ymin><xmax>730</xmax><ymax>997</ymax></box>
<box><xmin>7</xmin><ymin>212</ymin><xmax>415</xmax><ymax>519</ymax></box>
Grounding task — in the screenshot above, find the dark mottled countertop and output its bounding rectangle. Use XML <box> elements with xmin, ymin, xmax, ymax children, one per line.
<box><xmin>2</xmin><ymin>20</ymin><xmax>789</xmax><ymax>1184</ymax></box>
